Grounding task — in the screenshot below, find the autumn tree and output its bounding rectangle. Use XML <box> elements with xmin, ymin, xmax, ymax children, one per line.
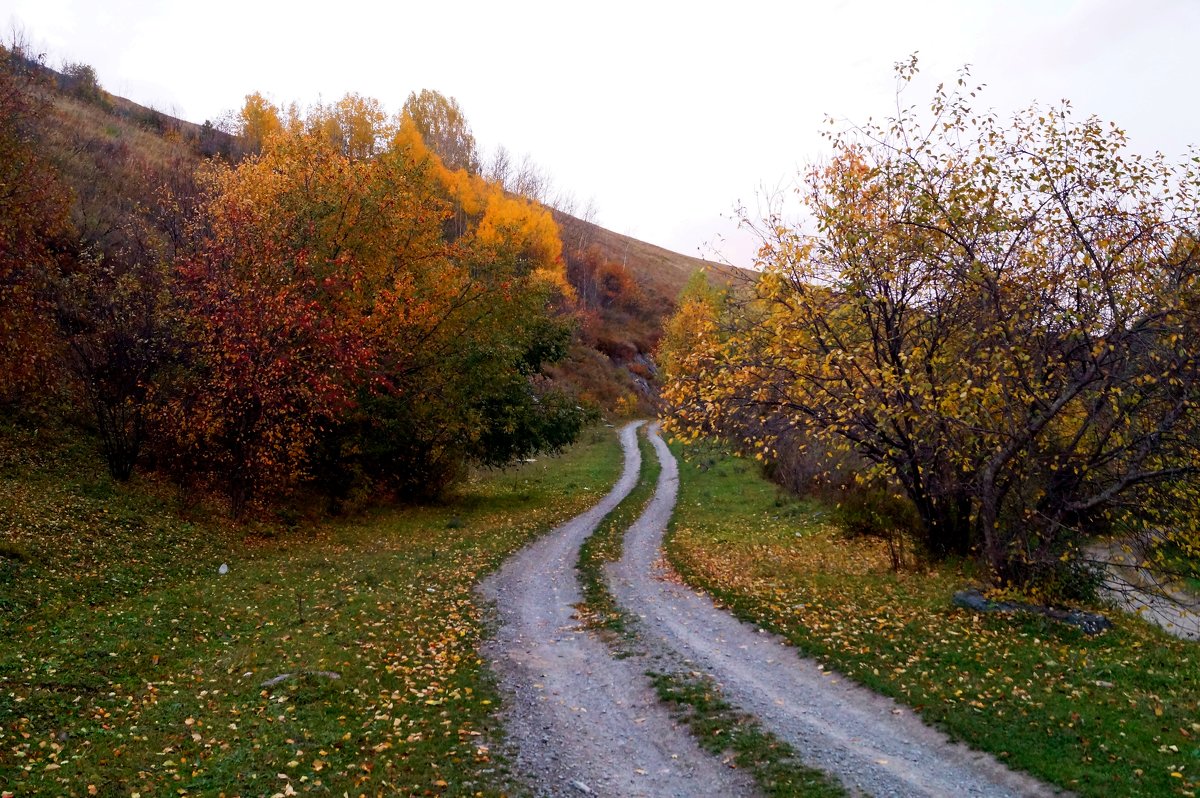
<box><xmin>237</xmin><ymin>91</ymin><xmax>282</xmax><ymax>153</ymax></box>
<box><xmin>163</xmin><ymin>94</ymin><xmax>584</xmax><ymax>510</ymax></box>
<box><xmin>402</xmin><ymin>89</ymin><xmax>479</xmax><ymax>173</ymax></box>
<box><xmin>663</xmin><ymin>59</ymin><xmax>1200</xmax><ymax>590</ymax></box>
<box><xmin>317</xmin><ymin>115</ymin><xmax>583</xmax><ymax>502</ymax></box>
<box><xmin>309</xmin><ymin>93</ymin><xmax>391</xmax><ymax>159</ymax></box>
<box><xmin>0</xmin><ymin>45</ymin><xmax>70</xmax><ymax>403</ymax></box>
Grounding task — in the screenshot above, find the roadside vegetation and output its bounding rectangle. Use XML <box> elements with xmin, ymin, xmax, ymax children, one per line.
<box><xmin>0</xmin><ymin>421</ymin><xmax>621</xmax><ymax>796</ymax></box>
<box><xmin>661</xmin><ymin>58</ymin><xmax>1200</xmax><ymax>599</ymax></box>
<box><xmin>666</xmin><ymin>442</ymin><xmax>1200</xmax><ymax>798</ymax></box>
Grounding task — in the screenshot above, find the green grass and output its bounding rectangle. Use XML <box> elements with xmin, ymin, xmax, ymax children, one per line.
<box><xmin>1152</xmin><ymin>541</ymin><xmax>1200</xmax><ymax>595</ymax></box>
<box><xmin>665</xmin><ymin>442</ymin><xmax>1200</xmax><ymax>798</ymax></box>
<box><xmin>0</xmin><ymin>422</ymin><xmax>622</xmax><ymax>796</ymax></box>
<box><xmin>575</xmin><ymin>427</ymin><xmax>846</xmax><ymax>797</ymax></box>
<box><xmin>649</xmin><ymin>672</ymin><xmax>845</xmax><ymax>798</ymax></box>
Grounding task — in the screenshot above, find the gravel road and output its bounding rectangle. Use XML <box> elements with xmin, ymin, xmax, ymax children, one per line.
<box><xmin>478</xmin><ymin>422</ymin><xmax>756</xmax><ymax>797</ymax></box>
<box><xmin>607</xmin><ymin>423</ymin><xmax>1064</xmax><ymax>797</ymax></box>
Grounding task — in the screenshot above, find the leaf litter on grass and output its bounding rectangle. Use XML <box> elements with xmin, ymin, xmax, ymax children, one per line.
<box><xmin>0</xmin><ymin>424</ymin><xmax>622</xmax><ymax>795</ymax></box>
<box><xmin>667</xmin><ymin>443</ymin><xmax>1200</xmax><ymax>798</ymax></box>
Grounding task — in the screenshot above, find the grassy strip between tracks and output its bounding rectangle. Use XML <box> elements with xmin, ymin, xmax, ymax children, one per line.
<box><xmin>575</xmin><ymin>426</ymin><xmax>847</xmax><ymax>797</ymax></box>
<box><xmin>0</xmin><ymin>422</ymin><xmax>621</xmax><ymax>797</ymax></box>
<box><xmin>665</xmin><ymin>440</ymin><xmax>1200</xmax><ymax>798</ymax></box>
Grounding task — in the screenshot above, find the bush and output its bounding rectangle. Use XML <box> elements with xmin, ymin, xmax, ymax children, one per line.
<box><xmin>834</xmin><ymin>488</ymin><xmax>923</xmax><ymax>570</ymax></box>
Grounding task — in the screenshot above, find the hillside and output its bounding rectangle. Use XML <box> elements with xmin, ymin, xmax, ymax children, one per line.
<box><xmin>553</xmin><ymin>209</ymin><xmax>744</xmax><ymax>306</ymax></box>
<box><xmin>548</xmin><ymin>210</ymin><xmax>749</xmax><ymax>413</ymax></box>
<box><xmin>13</xmin><ymin>54</ymin><xmax>737</xmax><ymax>418</ymax></box>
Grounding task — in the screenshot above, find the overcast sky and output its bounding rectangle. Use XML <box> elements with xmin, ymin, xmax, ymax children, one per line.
<box><xmin>3</xmin><ymin>0</ymin><xmax>1197</xmax><ymax>266</ymax></box>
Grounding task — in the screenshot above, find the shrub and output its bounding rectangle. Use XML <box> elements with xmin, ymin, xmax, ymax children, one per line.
<box><xmin>834</xmin><ymin>488</ymin><xmax>923</xmax><ymax>571</ymax></box>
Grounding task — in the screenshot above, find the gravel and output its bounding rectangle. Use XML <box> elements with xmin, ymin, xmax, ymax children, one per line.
<box><xmin>478</xmin><ymin>421</ymin><xmax>756</xmax><ymax>797</ymax></box>
<box><xmin>607</xmin><ymin>422</ymin><xmax>1066</xmax><ymax>798</ymax></box>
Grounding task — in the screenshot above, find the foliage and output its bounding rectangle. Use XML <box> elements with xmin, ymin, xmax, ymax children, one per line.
<box><xmin>236</xmin><ymin>91</ymin><xmax>282</xmax><ymax>153</ymax></box>
<box><xmin>662</xmin><ymin>58</ymin><xmax>1200</xmax><ymax>586</ymax></box>
<box><xmin>567</xmin><ymin>243</ymin><xmax>646</xmax><ymax>313</ymax></box>
<box><xmin>667</xmin><ymin>441</ymin><xmax>1200</xmax><ymax>798</ymax></box>
<box><xmin>52</xmin><ymin>250</ymin><xmax>177</xmax><ymax>480</ymax></box>
<box><xmin>832</xmin><ymin>487</ymin><xmax>922</xmax><ymax>571</ymax></box>
<box><xmin>160</xmin><ymin>95</ymin><xmax>584</xmax><ymax>510</ymax></box>
<box><xmin>402</xmin><ymin>88</ymin><xmax>479</xmax><ymax>173</ymax></box>
<box><xmin>58</xmin><ymin>61</ymin><xmax>103</xmax><ymax>104</ymax></box>
<box><xmin>0</xmin><ymin>49</ymin><xmax>71</xmax><ymax>404</ymax></box>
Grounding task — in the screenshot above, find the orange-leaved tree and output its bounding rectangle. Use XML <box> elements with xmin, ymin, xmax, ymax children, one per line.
<box><xmin>162</xmin><ymin>92</ymin><xmax>585</xmax><ymax>511</ymax></box>
<box><xmin>0</xmin><ymin>47</ymin><xmax>70</xmax><ymax>403</ymax></box>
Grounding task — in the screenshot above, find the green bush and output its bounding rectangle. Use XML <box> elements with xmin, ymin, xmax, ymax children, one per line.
<box><xmin>834</xmin><ymin>488</ymin><xmax>923</xmax><ymax>570</ymax></box>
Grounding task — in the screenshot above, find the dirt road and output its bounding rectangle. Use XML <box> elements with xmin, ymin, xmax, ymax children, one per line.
<box><xmin>481</xmin><ymin>421</ymin><xmax>1063</xmax><ymax>796</ymax></box>
<box><xmin>478</xmin><ymin>422</ymin><xmax>755</xmax><ymax>797</ymax></box>
<box><xmin>607</xmin><ymin>423</ymin><xmax>1062</xmax><ymax>797</ymax></box>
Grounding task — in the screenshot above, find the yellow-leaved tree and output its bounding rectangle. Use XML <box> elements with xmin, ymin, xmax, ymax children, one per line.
<box><xmin>662</xmin><ymin>58</ymin><xmax>1200</xmax><ymax>592</ymax></box>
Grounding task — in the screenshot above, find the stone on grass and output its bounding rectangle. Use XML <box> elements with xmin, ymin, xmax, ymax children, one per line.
<box><xmin>953</xmin><ymin>589</ymin><xmax>1112</xmax><ymax>635</ymax></box>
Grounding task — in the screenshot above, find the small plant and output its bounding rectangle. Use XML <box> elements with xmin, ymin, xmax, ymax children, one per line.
<box><xmin>0</xmin><ymin>542</ymin><xmax>31</xmax><ymax>563</ymax></box>
<box><xmin>834</xmin><ymin>488</ymin><xmax>922</xmax><ymax>571</ymax></box>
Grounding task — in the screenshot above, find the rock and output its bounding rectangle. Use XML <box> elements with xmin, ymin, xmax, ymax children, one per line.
<box><xmin>261</xmin><ymin>670</ymin><xmax>341</xmax><ymax>688</ymax></box>
<box><xmin>952</xmin><ymin>589</ymin><xmax>995</xmax><ymax>613</ymax></box>
<box><xmin>952</xmin><ymin>589</ymin><xmax>1111</xmax><ymax>635</ymax></box>
<box><xmin>218</xmin><ymin>563</ymin><xmax>229</xmax><ymax>575</ymax></box>
<box><xmin>570</xmin><ymin>780</ymin><xmax>593</xmax><ymax>794</ymax></box>
<box><xmin>1056</xmin><ymin>608</ymin><xmax>1113</xmax><ymax>635</ymax></box>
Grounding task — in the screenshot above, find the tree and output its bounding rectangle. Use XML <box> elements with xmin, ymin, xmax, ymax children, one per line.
<box><xmin>159</xmin><ymin>132</ymin><xmax>380</xmax><ymax>512</ymax></box>
<box><xmin>401</xmin><ymin>89</ymin><xmax>479</xmax><ymax>173</ymax></box>
<box><xmin>59</xmin><ymin>61</ymin><xmax>103</xmax><ymax>104</ymax></box>
<box><xmin>237</xmin><ymin>91</ymin><xmax>282</xmax><ymax>153</ymax></box>
<box><xmin>0</xmin><ymin>45</ymin><xmax>70</xmax><ymax>403</ymax></box>
<box><xmin>309</xmin><ymin>92</ymin><xmax>391</xmax><ymax>159</ymax></box>
<box><xmin>162</xmin><ymin>98</ymin><xmax>584</xmax><ymax>511</ymax></box>
<box><xmin>663</xmin><ymin>59</ymin><xmax>1200</xmax><ymax>589</ymax></box>
<box><xmin>53</xmin><ymin>247</ymin><xmax>175</xmax><ymax>480</ymax></box>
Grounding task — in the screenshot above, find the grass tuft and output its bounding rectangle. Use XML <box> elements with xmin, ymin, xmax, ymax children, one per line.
<box><xmin>649</xmin><ymin>671</ymin><xmax>846</xmax><ymax>798</ymax></box>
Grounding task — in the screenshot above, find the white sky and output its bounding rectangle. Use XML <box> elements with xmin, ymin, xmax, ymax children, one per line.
<box><xmin>3</xmin><ymin>0</ymin><xmax>1198</xmax><ymax>267</ymax></box>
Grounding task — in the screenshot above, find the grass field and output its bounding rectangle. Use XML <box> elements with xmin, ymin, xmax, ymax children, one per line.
<box><xmin>666</xmin><ymin>442</ymin><xmax>1200</xmax><ymax>798</ymax></box>
<box><xmin>0</xmin><ymin>423</ymin><xmax>621</xmax><ymax>797</ymax></box>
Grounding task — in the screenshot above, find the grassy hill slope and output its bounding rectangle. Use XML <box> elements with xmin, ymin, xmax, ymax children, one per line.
<box><xmin>22</xmin><ymin>55</ymin><xmax>738</xmax><ymax>418</ymax></box>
